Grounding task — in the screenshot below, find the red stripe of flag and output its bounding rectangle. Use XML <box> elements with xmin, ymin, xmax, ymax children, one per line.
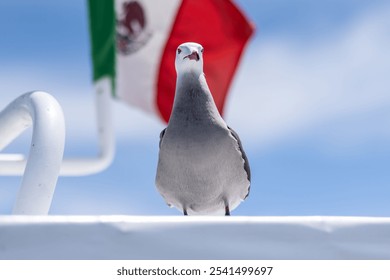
<box><xmin>156</xmin><ymin>0</ymin><xmax>254</xmax><ymax>122</ymax></box>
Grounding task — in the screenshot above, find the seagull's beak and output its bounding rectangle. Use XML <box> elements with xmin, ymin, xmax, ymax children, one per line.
<box><xmin>184</xmin><ymin>51</ymin><xmax>200</xmax><ymax>61</ymax></box>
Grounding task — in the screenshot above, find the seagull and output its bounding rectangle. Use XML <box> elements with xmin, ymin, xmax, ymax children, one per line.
<box><xmin>155</xmin><ymin>42</ymin><xmax>250</xmax><ymax>216</ymax></box>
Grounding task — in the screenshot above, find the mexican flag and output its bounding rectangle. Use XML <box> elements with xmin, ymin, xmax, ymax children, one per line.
<box><xmin>88</xmin><ymin>0</ymin><xmax>254</xmax><ymax>122</ymax></box>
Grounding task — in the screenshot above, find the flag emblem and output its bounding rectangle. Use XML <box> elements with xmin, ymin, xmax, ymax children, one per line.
<box><xmin>116</xmin><ymin>1</ymin><xmax>152</xmax><ymax>55</ymax></box>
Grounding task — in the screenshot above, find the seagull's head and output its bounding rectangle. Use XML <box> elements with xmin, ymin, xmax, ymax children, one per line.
<box><xmin>175</xmin><ymin>42</ymin><xmax>204</xmax><ymax>76</ymax></box>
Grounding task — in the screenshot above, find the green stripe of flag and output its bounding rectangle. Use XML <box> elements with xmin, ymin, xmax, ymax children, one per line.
<box><xmin>88</xmin><ymin>0</ymin><xmax>116</xmax><ymax>94</ymax></box>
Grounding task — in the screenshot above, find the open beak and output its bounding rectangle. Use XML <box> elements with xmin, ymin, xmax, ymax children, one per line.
<box><xmin>184</xmin><ymin>51</ymin><xmax>200</xmax><ymax>61</ymax></box>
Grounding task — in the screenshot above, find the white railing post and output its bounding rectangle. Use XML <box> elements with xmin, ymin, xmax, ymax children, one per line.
<box><xmin>58</xmin><ymin>77</ymin><xmax>115</xmax><ymax>175</ymax></box>
<box><xmin>0</xmin><ymin>77</ymin><xmax>114</xmax><ymax>176</ymax></box>
<box><xmin>0</xmin><ymin>91</ymin><xmax>65</xmax><ymax>215</ymax></box>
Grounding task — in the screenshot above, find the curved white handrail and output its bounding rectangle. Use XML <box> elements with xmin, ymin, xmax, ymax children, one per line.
<box><xmin>0</xmin><ymin>77</ymin><xmax>114</xmax><ymax>176</ymax></box>
<box><xmin>0</xmin><ymin>91</ymin><xmax>65</xmax><ymax>214</ymax></box>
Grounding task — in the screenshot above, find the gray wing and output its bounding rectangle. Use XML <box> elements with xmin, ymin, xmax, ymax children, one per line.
<box><xmin>228</xmin><ymin>126</ymin><xmax>251</xmax><ymax>183</ymax></box>
<box><xmin>159</xmin><ymin>128</ymin><xmax>166</xmax><ymax>149</ymax></box>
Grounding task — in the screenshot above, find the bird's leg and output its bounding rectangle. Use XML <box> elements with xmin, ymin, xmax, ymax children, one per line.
<box><xmin>225</xmin><ymin>205</ymin><xmax>230</xmax><ymax>216</ymax></box>
<box><xmin>183</xmin><ymin>209</ymin><xmax>188</xmax><ymax>216</ymax></box>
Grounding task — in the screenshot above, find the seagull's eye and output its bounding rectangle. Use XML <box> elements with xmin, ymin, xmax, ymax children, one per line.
<box><xmin>177</xmin><ymin>48</ymin><xmax>182</xmax><ymax>54</ymax></box>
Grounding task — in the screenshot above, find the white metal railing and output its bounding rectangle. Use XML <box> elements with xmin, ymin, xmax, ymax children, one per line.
<box><xmin>58</xmin><ymin>77</ymin><xmax>115</xmax><ymax>176</ymax></box>
<box><xmin>0</xmin><ymin>77</ymin><xmax>114</xmax><ymax>177</ymax></box>
<box><xmin>1</xmin><ymin>216</ymin><xmax>390</xmax><ymax>259</ymax></box>
<box><xmin>0</xmin><ymin>91</ymin><xmax>65</xmax><ymax>214</ymax></box>
<box><xmin>0</xmin><ymin>77</ymin><xmax>115</xmax><ymax>214</ymax></box>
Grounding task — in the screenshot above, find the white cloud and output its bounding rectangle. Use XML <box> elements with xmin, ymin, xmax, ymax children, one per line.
<box><xmin>225</xmin><ymin>4</ymin><xmax>390</xmax><ymax>152</ymax></box>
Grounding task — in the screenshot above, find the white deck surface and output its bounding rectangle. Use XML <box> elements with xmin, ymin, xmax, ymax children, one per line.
<box><xmin>1</xmin><ymin>216</ymin><xmax>390</xmax><ymax>260</ymax></box>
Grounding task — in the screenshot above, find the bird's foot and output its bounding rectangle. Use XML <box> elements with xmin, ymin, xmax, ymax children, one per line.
<box><xmin>225</xmin><ymin>205</ymin><xmax>230</xmax><ymax>216</ymax></box>
<box><xmin>183</xmin><ymin>209</ymin><xmax>188</xmax><ymax>216</ymax></box>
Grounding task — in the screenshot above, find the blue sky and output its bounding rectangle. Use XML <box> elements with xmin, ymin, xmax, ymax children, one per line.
<box><xmin>1</xmin><ymin>0</ymin><xmax>390</xmax><ymax>216</ymax></box>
